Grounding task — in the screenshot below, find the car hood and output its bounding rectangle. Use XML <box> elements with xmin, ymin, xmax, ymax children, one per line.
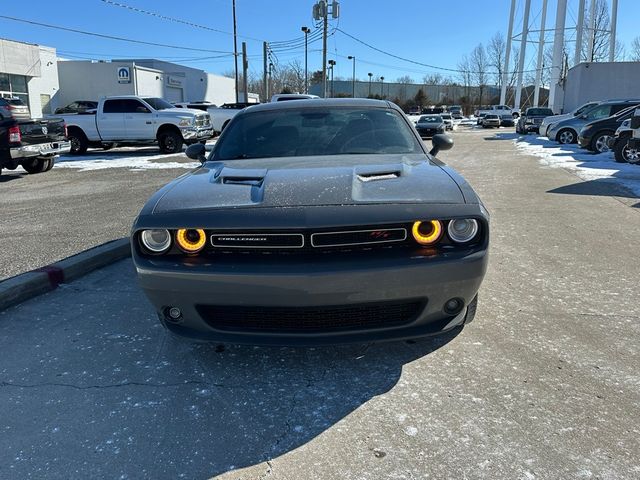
<box><xmin>157</xmin><ymin>107</ymin><xmax>206</xmax><ymax>117</ymax></box>
<box><xmin>152</xmin><ymin>154</ymin><xmax>466</xmax><ymax>213</ymax></box>
<box><xmin>543</xmin><ymin>113</ymin><xmax>572</xmax><ymax>124</ymax></box>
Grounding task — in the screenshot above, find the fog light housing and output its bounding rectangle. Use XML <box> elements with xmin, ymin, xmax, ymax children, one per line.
<box><xmin>140</xmin><ymin>229</ymin><xmax>171</xmax><ymax>253</ymax></box>
<box><xmin>443</xmin><ymin>298</ymin><xmax>464</xmax><ymax>315</ymax></box>
<box><xmin>447</xmin><ymin>219</ymin><xmax>479</xmax><ymax>243</ymax></box>
<box><xmin>412</xmin><ymin>220</ymin><xmax>443</xmax><ymax>245</ymax></box>
<box><xmin>176</xmin><ymin>228</ymin><xmax>206</xmax><ymax>253</ymax></box>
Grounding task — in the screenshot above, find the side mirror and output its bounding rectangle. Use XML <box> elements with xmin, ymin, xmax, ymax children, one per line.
<box><xmin>185</xmin><ymin>143</ymin><xmax>207</xmax><ymax>163</ymax></box>
<box><xmin>430</xmin><ymin>134</ymin><xmax>454</xmax><ymax>156</ymax></box>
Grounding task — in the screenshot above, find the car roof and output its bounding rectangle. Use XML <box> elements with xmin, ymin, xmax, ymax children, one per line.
<box><xmin>243</xmin><ymin>98</ymin><xmax>399</xmax><ymax>113</ymax></box>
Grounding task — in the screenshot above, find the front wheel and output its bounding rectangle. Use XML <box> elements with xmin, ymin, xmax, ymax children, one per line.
<box><xmin>158</xmin><ymin>130</ymin><xmax>184</xmax><ymax>154</ymax></box>
<box><xmin>614</xmin><ymin>139</ymin><xmax>640</xmax><ymax>164</ymax></box>
<box><xmin>557</xmin><ymin>128</ymin><xmax>576</xmax><ymax>144</ymax></box>
<box><xmin>591</xmin><ymin>132</ymin><xmax>614</xmax><ymax>154</ymax></box>
<box><xmin>68</xmin><ymin>130</ymin><xmax>89</xmax><ymax>155</ymax></box>
<box><xmin>22</xmin><ymin>157</ymin><xmax>52</xmax><ymax>174</ymax></box>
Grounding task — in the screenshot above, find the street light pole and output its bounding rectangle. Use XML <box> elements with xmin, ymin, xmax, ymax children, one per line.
<box><xmin>301</xmin><ymin>26</ymin><xmax>310</xmax><ymax>94</ymax></box>
<box><xmin>232</xmin><ymin>0</ymin><xmax>239</xmax><ymax>103</ymax></box>
<box><xmin>347</xmin><ymin>55</ymin><xmax>356</xmax><ymax>97</ymax></box>
<box><xmin>368</xmin><ymin>72</ymin><xmax>373</xmax><ymax>97</ymax></box>
<box><xmin>328</xmin><ymin>59</ymin><xmax>336</xmax><ymax>97</ymax></box>
<box><xmin>380</xmin><ymin>76</ymin><xmax>385</xmax><ymax>98</ymax></box>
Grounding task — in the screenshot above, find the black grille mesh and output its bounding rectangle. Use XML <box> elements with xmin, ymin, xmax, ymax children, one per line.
<box><xmin>196</xmin><ymin>300</ymin><xmax>424</xmax><ymax>333</ymax></box>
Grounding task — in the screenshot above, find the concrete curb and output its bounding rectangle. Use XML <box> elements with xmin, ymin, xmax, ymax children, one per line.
<box><xmin>0</xmin><ymin>238</ymin><xmax>131</xmax><ymax>312</ymax></box>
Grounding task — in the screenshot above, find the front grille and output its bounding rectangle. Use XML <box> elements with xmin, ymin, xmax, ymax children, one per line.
<box><xmin>197</xmin><ymin>300</ymin><xmax>424</xmax><ymax>333</ymax></box>
<box><xmin>311</xmin><ymin>228</ymin><xmax>406</xmax><ymax>247</ymax></box>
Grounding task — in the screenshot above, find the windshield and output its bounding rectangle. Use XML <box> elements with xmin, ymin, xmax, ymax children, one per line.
<box><xmin>214</xmin><ymin>107</ymin><xmax>423</xmax><ymax>160</ymax></box>
<box><xmin>143</xmin><ymin>98</ymin><xmax>175</xmax><ymax>110</ymax></box>
<box><xmin>526</xmin><ymin>108</ymin><xmax>553</xmax><ymax>116</ymax></box>
<box><xmin>419</xmin><ymin>115</ymin><xmax>442</xmax><ymax>123</ymax></box>
<box><xmin>574</xmin><ymin>102</ymin><xmax>599</xmax><ymax>116</ymax></box>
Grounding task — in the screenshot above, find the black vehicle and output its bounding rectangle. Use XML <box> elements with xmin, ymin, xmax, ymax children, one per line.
<box><xmin>415</xmin><ymin>115</ymin><xmax>446</xmax><ymax>138</ymax></box>
<box><xmin>0</xmin><ymin>97</ymin><xmax>31</xmax><ymax>121</ymax></box>
<box><xmin>422</xmin><ymin>107</ymin><xmax>444</xmax><ymax>115</ymax></box>
<box><xmin>131</xmin><ymin>98</ymin><xmax>488</xmax><ymax>345</ymax></box>
<box><xmin>0</xmin><ymin>117</ymin><xmax>70</xmax><ymax>176</ymax></box>
<box><xmin>54</xmin><ymin>101</ymin><xmax>98</xmax><ymax>115</ymax></box>
<box><xmin>516</xmin><ymin>107</ymin><xmax>554</xmax><ymax>134</ymax></box>
<box><xmin>578</xmin><ymin>104</ymin><xmax>640</xmax><ymax>153</ymax></box>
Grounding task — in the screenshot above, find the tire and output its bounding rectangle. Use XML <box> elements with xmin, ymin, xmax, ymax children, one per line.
<box><xmin>158</xmin><ymin>130</ymin><xmax>184</xmax><ymax>154</ymax></box>
<box><xmin>68</xmin><ymin>129</ymin><xmax>89</xmax><ymax>155</ymax></box>
<box><xmin>614</xmin><ymin>138</ymin><xmax>640</xmax><ymax>164</ymax></box>
<box><xmin>44</xmin><ymin>157</ymin><xmax>55</xmax><ymax>171</ymax></box>
<box><xmin>557</xmin><ymin>128</ymin><xmax>576</xmax><ymax>144</ymax></box>
<box><xmin>21</xmin><ymin>157</ymin><xmax>51</xmax><ymax>174</ymax></box>
<box><xmin>590</xmin><ymin>131</ymin><xmax>614</xmax><ymax>154</ymax></box>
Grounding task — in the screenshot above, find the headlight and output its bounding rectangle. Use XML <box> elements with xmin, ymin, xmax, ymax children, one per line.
<box><xmin>447</xmin><ymin>219</ymin><xmax>479</xmax><ymax>243</ymax></box>
<box><xmin>176</xmin><ymin>228</ymin><xmax>206</xmax><ymax>253</ymax></box>
<box><xmin>140</xmin><ymin>229</ymin><xmax>172</xmax><ymax>253</ymax></box>
<box><xmin>178</xmin><ymin>118</ymin><xmax>193</xmax><ymax>127</ymax></box>
<box><xmin>412</xmin><ymin>220</ymin><xmax>443</xmax><ymax>245</ymax></box>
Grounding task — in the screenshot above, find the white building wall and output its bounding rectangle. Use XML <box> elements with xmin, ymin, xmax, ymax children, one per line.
<box><xmin>27</xmin><ymin>46</ymin><xmax>59</xmax><ymax>117</ymax></box>
<box><xmin>57</xmin><ymin>61</ymin><xmax>137</xmax><ymax>107</ymax></box>
<box><xmin>561</xmin><ymin>62</ymin><xmax>640</xmax><ymax>113</ymax></box>
<box><xmin>134</xmin><ymin>67</ymin><xmax>165</xmax><ymax>98</ymax></box>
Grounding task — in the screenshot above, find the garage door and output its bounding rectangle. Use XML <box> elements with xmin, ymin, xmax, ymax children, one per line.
<box><xmin>165</xmin><ymin>86</ymin><xmax>183</xmax><ymax>103</ymax></box>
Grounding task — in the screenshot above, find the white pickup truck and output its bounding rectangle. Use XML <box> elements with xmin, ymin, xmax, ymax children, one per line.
<box><xmin>475</xmin><ymin>105</ymin><xmax>521</xmax><ymax>124</ymax></box>
<box><xmin>206</xmin><ymin>102</ymin><xmax>258</xmax><ymax>134</ymax></box>
<box><xmin>60</xmin><ymin>96</ymin><xmax>213</xmax><ymax>154</ymax></box>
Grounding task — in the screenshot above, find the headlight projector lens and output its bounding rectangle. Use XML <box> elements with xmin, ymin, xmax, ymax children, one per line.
<box><xmin>176</xmin><ymin>228</ymin><xmax>206</xmax><ymax>253</ymax></box>
<box><xmin>412</xmin><ymin>220</ymin><xmax>443</xmax><ymax>245</ymax></box>
<box><xmin>141</xmin><ymin>229</ymin><xmax>172</xmax><ymax>253</ymax></box>
<box><xmin>447</xmin><ymin>219</ymin><xmax>479</xmax><ymax>243</ymax></box>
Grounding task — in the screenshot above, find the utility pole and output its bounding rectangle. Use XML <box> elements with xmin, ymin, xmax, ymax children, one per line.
<box><xmin>533</xmin><ymin>0</ymin><xmax>548</xmax><ymax>107</ymax></box>
<box><xmin>313</xmin><ymin>1</ymin><xmax>339</xmax><ymax>98</ymax></box>
<box><xmin>500</xmin><ymin>0</ymin><xmax>516</xmax><ymax>106</ymax></box>
<box><xmin>242</xmin><ymin>42</ymin><xmax>248</xmax><ymax>103</ymax></box>
<box><xmin>268</xmin><ymin>62</ymin><xmax>273</xmax><ymax>99</ymax></box>
<box><xmin>232</xmin><ymin>0</ymin><xmax>239</xmax><ymax>103</ymax></box>
<box><xmin>263</xmin><ymin>42</ymin><xmax>268</xmax><ymax>102</ymax></box>
<box><xmin>301</xmin><ymin>27</ymin><xmax>310</xmax><ymax>94</ymax></box>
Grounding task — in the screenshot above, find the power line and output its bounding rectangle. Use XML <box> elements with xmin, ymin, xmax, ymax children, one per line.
<box><xmin>0</xmin><ymin>15</ymin><xmax>234</xmax><ymax>53</ymax></box>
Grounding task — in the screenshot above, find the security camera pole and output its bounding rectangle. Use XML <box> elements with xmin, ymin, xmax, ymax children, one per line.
<box><xmin>313</xmin><ymin>1</ymin><xmax>340</xmax><ymax>98</ymax></box>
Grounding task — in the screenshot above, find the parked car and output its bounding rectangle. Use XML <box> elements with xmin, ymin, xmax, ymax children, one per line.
<box><xmin>448</xmin><ymin>105</ymin><xmax>463</xmax><ymax>119</ymax></box>
<box><xmin>539</xmin><ymin>101</ymin><xmax>599</xmax><ymax>137</ymax></box>
<box><xmin>476</xmin><ymin>105</ymin><xmax>520</xmax><ymax>119</ymax></box>
<box><xmin>441</xmin><ymin>113</ymin><xmax>454</xmax><ymax>130</ymax></box>
<box><xmin>516</xmin><ymin>107</ymin><xmax>555</xmax><ymax>134</ymax></box>
<box><xmin>476</xmin><ymin>112</ymin><xmax>488</xmax><ymax>126</ymax></box>
<box><xmin>1</xmin><ymin>116</ymin><xmax>70</xmax><ymax>176</ymax></box>
<box><xmin>270</xmin><ymin>94</ymin><xmax>319</xmax><ymax>102</ymax></box>
<box><xmin>59</xmin><ymin>96</ymin><xmax>213</xmax><ymax>155</ymax></box>
<box><xmin>131</xmin><ymin>98</ymin><xmax>488</xmax><ymax>344</ymax></box>
<box><xmin>173</xmin><ymin>101</ymin><xmax>217</xmax><ymax>111</ymax></box>
<box><xmin>206</xmin><ymin>102</ymin><xmax>257</xmax><ymax>134</ymax></box>
<box><xmin>54</xmin><ymin>101</ymin><xmax>98</xmax><ymax>115</ymax></box>
<box><xmin>422</xmin><ymin>106</ymin><xmax>444</xmax><ymax>115</ymax></box>
<box><xmin>482</xmin><ymin>114</ymin><xmax>501</xmax><ymax>128</ymax></box>
<box><xmin>608</xmin><ymin>119</ymin><xmax>638</xmax><ymax>163</ymax></box>
<box><xmin>0</xmin><ymin>97</ymin><xmax>30</xmax><ymax>121</ymax></box>
<box><xmin>415</xmin><ymin>115</ymin><xmax>446</xmax><ymax>137</ymax></box>
<box><xmin>578</xmin><ymin>104</ymin><xmax>640</xmax><ymax>153</ymax></box>
<box><xmin>547</xmin><ymin>99</ymin><xmax>640</xmax><ymax>145</ymax></box>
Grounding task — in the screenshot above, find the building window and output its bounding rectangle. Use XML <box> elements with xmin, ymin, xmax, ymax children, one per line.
<box><xmin>0</xmin><ymin>73</ymin><xmax>29</xmax><ymax>105</ymax></box>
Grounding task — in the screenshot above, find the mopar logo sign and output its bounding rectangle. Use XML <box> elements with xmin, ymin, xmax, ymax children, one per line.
<box><xmin>117</xmin><ymin>67</ymin><xmax>131</xmax><ymax>84</ymax></box>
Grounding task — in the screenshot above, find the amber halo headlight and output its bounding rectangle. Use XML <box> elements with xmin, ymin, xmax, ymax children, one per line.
<box><xmin>176</xmin><ymin>228</ymin><xmax>206</xmax><ymax>253</ymax></box>
<box><xmin>447</xmin><ymin>219</ymin><xmax>479</xmax><ymax>243</ymax></box>
<box><xmin>412</xmin><ymin>220</ymin><xmax>443</xmax><ymax>245</ymax></box>
<box><xmin>140</xmin><ymin>229</ymin><xmax>172</xmax><ymax>253</ymax></box>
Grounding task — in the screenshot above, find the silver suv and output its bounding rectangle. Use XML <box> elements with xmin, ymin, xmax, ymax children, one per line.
<box><xmin>0</xmin><ymin>97</ymin><xmax>30</xmax><ymax>121</ymax></box>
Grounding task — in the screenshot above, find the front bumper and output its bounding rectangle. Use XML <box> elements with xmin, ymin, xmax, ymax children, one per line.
<box><xmin>180</xmin><ymin>125</ymin><xmax>214</xmax><ymax>141</ymax></box>
<box><xmin>501</xmin><ymin>119</ymin><xmax>515</xmax><ymax>127</ymax></box>
<box><xmin>10</xmin><ymin>140</ymin><xmax>71</xmax><ymax>159</ymax></box>
<box><xmin>134</xmin><ymin>249</ymin><xmax>488</xmax><ymax>345</ymax></box>
<box><xmin>578</xmin><ymin>135</ymin><xmax>591</xmax><ymax>149</ymax></box>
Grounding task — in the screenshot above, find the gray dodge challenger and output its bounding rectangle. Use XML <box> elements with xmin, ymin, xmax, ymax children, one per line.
<box><xmin>132</xmin><ymin>99</ymin><xmax>489</xmax><ymax>345</ymax></box>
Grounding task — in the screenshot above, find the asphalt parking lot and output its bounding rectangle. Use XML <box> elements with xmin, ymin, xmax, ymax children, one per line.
<box><xmin>1</xmin><ymin>129</ymin><xmax>639</xmax><ymax>479</ymax></box>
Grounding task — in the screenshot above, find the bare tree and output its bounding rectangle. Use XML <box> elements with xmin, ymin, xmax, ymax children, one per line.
<box><xmin>396</xmin><ymin>75</ymin><xmax>414</xmax><ymax>84</ymax></box>
<box><xmin>487</xmin><ymin>32</ymin><xmax>506</xmax><ymax>91</ymax></box>
<box><xmin>470</xmin><ymin>44</ymin><xmax>489</xmax><ymax>106</ymax></box>
<box><xmin>580</xmin><ymin>0</ymin><xmax>624</xmax><ymax>62</ymax></box>
<box><xmin>631</xmin><ymin>36</ymin><xmax>640</xmax><ymax>61</ymax></box>
<box><xmin>422</xmin><ymin>73</ymin><xmax>443</xmax><ymax>85</ymax></box>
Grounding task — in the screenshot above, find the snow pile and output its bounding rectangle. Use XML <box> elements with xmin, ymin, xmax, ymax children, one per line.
<box><xmin>514</xmin><ymin>134</ymin><xmax>640</xmax><ymax>197</ymax></box>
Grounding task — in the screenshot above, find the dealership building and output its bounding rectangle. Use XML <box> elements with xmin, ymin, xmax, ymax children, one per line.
<box><xmin>56</xmin><ymin>59</ymin><xmax>236</xmax><ymax>108</ymax></box>
<box><xmin>0</xmin><ymin>38</ymin><xmax>60</xmax><ymax>118</ymax></box>
<box><xmin>1</xmin><ymin>37</ymin><xmax>236</xmax><ymax>117</ymax></box>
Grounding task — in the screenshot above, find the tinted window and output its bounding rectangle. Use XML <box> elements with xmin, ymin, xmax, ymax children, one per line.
<box><xmin>526</xmin><ymin>108</ymin><xmax>553</xmax><ymax>116</ymax></box>
<box><xmin>583</xmin><ymin>105</ymin><xmax>612</xmax><ymax>120</ymax></box>
<box><xmin>575</xmin><ymin>102</ymin><xmax>599</xmax><ymax>115</ymax></box>
<box><xmin>215</xmin><ymin>107</ymin><xmax>423</xmax><ymax>160</ymax></box>
<box><xmin>103</xmin><ymin>99</ymin><xmax>123</xmax><ymax>113</ymax></box>
<box><xmin>121</xmin><ymin>100</ymin><xmax>149</xmax><ymax>113</ymax></box>
<box><xmin>143</xmin><ymin>98</ymin><xmax>174</xmax><ymax>110</ymax></box>
<box><xmin>611</xmin><ymin>103</ymin><xmax>636</xmax><ymax>115</ymax></box>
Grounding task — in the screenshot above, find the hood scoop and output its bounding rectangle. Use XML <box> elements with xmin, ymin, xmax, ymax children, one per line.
<box><xmin>357</xmin><ymin>172</ymin><xmax>400</xmax><ymax>182</ymax></box>
<box><xmin>216</xmin><ymin>167</ymin><xmax>266</xmax><ymax>187</ymax></box>
<box><xmin>355</xmin><ymin>164</ymin><xmax>403</xmax><ymax>183</ymax></box>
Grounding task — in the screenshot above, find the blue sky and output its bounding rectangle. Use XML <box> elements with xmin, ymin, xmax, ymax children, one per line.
<box><xmin>1</xmin><ymin>0</ymin><xmax>638</xmax><ymax>83</ymax></box>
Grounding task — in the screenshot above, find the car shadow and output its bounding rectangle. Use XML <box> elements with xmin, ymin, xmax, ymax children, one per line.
<box><xmin>0</xmin><ymin>172</ymin><xmax>26</xmax><ymax>183</ymax></box>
